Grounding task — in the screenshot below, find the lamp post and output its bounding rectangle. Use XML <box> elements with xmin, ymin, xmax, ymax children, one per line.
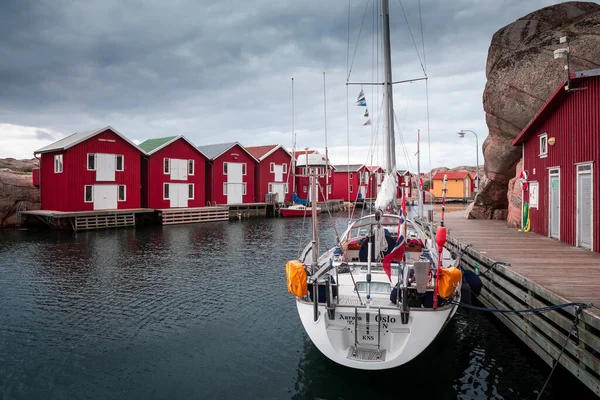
<box><xmin>457</xmin><ymin>129</ymin><xmax>479</xmax><ymax>195</ymax></box>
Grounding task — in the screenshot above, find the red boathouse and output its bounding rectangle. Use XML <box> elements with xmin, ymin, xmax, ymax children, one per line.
<box><xmin>245</xmin><ymin>144</ymin><xmax>292</xmax><ymax>203</ymax></box>
<box><xmin>198</xmin><ymin>142</ymin><xmax>258</xmax><ymax>205</ymax></box>
<box><xmin>332</xmin><ymin>164</ymin><xmax>369</xmax><ymax>201</ymax></box>
<box><xmin>34</xmin><ymin>126</ymin><xmax>143</xmax><ymax>211</ymax></box>
<box><xmin>295</xmin><ymin>150</ymin><xmax>333</xmax><ymax>202</ymax></box>
<box><xmin>513</xmin><ymin>69</ymin><xmax>600</xmax><ymax>252</ymax></box>
<box><xmin>139</xmin><ymin>136</ymin><xmax>208</xmax><ymax>208</ymax></box>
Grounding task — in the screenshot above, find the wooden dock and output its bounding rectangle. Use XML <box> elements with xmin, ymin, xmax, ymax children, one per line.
<box><xmin>157</xmin><ymin>206</ymin><xmax>228</xmax><ymax>225</ymax></box>
<box><xmin>20</xmin><ymin>209</ymin><xmax>154</xmax><ymax>231</ymax></box>
<box><xmin>440</xmin><ymin>211</ymin><xmax>600</xmax><ymax>396</ymax></box>
<box><xmin>227</xmin><ymin>203</ymin><xmax>271</xmax><ymax>219</ymax></box>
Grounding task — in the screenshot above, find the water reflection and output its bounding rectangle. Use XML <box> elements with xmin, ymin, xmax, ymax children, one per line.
<box><xmin>0</xmin><ymin>217</ymin><xmax>595</xmax><ymax>399</ymax></box>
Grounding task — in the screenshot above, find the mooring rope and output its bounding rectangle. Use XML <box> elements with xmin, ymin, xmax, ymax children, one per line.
<box><xmin>535</xmin><ymin>306</ymin><xmax>582</xmax><ymax>400</ymax></box>
<box><xmin>450</xmin><ymin>299</ymin><xmax>590</xmax><ymax>399</ymax></box>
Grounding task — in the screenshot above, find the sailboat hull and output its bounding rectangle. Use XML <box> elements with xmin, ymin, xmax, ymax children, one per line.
<box><xmin>296</xmin><ymin>299</ymin><xmax>456</xmax><ymax>370</ymax></box>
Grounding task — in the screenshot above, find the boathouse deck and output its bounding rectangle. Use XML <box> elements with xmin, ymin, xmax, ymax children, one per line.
<box><xmin>441</xmin><ymin>211</ymin><xmax>600</xmax><ymax>396</ymax></box>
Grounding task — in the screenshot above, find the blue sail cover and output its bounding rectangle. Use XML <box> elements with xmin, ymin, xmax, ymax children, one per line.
<box><xmin>292</xmin><ymin>192</ymin><xmax>308</xmax><ymax>205</ymax></box>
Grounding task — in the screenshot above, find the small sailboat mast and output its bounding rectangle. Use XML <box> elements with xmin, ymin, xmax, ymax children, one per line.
<box><xmin>291</xmin><ymin>78</ymin><xmax>297</xmax><ymax>195</ymax></box>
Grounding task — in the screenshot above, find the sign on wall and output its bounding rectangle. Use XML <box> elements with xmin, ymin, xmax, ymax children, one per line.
<box><xmin>529</xmin><ymin>181</ymin><xmax>539</xmax><ymax>209</ymax></box>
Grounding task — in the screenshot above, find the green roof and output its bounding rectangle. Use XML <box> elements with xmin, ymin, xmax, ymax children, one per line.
<box><xmin>138</xmin><ymin>136</ymin><xmax>178</xmax><ymax>153</ymax></box>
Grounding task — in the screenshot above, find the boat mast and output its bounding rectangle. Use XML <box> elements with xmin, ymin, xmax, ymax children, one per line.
<box><xmin>323</xmin><ymin>72</ymin><xmax>329</xmax><ymax>201</ymax></box>
<box><xmin>291</xmin><ymin>78</ymin><xmax>296</xmax><ymax>194</ymax></box>
<box><xmin>417</xmin><ymin>129</ymin><xmax>423</xmax><ymax>219</ymax></box>
<box><xmin>382</xmin><ymin>0</ymin><xmax>396</xmax><ymax>178</ymax></box>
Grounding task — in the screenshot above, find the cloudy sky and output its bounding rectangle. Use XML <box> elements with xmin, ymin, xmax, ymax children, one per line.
<box><xmin>0</xmin><ymin>0</ymin><xmax>563</xmax><ymax>170</ymax></box>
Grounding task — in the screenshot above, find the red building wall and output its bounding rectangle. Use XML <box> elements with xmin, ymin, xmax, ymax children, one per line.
<box><xmin>295</xmin><ymin>166</ymin><xmax>334</xmax><ymax>202</ymax></box>
<box><xmin>142</xmin><ymin>139</ymin><xmax>207</xmax><ymax>209</ymax></box>
<box><xmin>522</xmin><ymin>76</ymin><xmax>600</xmax><ymax>252</ymax></box>
<box><xmin>332</xmin><ymin>169</ymin><xmax>366</xmax><ymax>202</ymax></box>
<box><xmin>39</xmin><ymin>129</ymin><xmax>142</xmax><ymax>211</ymax></box>
<box><xmin>255</xmin><ymin>148</ymin><xmax>292</xmax><ymax>203</ymax></box>
<box><xmin>209</xmin><ymin>144</ymin><xmax>256</xmax><ymax>205</ymax></box>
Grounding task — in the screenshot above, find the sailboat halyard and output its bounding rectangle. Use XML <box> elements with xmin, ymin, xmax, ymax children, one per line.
<box><xmin>286</xmin><ymin>0</ymin><xmax>463</xmax><ymax>370</ymax></box>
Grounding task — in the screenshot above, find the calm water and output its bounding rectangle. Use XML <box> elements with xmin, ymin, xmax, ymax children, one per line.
<box><xmin>0</xmin><ymin>212</ymin><xmax>595</xmax><ymax>399</ymax></box>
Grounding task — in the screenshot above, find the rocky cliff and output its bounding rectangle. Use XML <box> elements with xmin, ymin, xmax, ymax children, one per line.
<box><xmin>469</xmin><ymin>1</ymin><xmax>600</xmax><ymax>221</ymax></box>
<box><xmin>0</xmin><ymin>159</ymin><xmax>40</xmax><ymax>228</ymax></box>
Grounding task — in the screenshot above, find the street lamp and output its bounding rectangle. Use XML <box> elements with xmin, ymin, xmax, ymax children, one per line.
<box><xmin>457</xmin><ymin>129</ymin><xmax>479</xmax><ymax>195</ymax></box>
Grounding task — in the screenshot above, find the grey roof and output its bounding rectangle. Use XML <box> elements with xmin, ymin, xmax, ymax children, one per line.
<box><xmin>34</xmin><ymin>126</ymin><xmax>141</xmax><ymax>154</ymax></box>
<box><xmin>332</xmin><ymin>164</ymin><xmax>364</xmax><ymax>173</ymax></box>
<box><xmin>197</xmin><ymin>142</ymin><xmax>258</xmax><ymax>162</ymax></box>
<box><xmin>197</xmin><ymin>142</ymin><xmax>237</xmax><ymax>160</ymax></box>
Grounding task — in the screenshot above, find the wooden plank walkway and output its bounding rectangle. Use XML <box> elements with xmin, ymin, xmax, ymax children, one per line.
<box><xmin>440</xmin><ymin>211</ymin><xmax>600</xmax><ymax>396</ymax></box>
<box><xmin>444</xmin><ymin>211</ymin><xmax>600</xmax><ymax>315</ymax></box>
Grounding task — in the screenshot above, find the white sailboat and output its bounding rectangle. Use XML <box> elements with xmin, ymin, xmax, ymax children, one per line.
<box><xmin>286</xmin><ymin>0</ymin><xmax>463</xmax><ymax>370</ymax></box>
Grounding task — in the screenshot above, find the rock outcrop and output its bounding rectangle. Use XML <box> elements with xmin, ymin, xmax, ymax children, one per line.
<box><xmin>470</xmin><ymin>1</ymin><xmax>600</xmax><ymax>221</ymax></box>
<box><xmin>506</xmin><ymin>159</ymin><xmax>523</xmax><ymax>228</ymax></box>
<box><xmin>0</xmin><ymin>159</ymin><xmax>40</xmax><ymax>228</ymax></box>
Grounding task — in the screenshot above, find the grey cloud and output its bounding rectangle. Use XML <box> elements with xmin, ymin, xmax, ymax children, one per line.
<box><xmin>0</xmin><ymin>0</ymin><xmax>564</xmax><ymax>166</ymax></box>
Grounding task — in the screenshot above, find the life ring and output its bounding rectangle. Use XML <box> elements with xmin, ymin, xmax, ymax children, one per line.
<box><xmin>519</xmin><ymin>170</ymin><xmax>529</xmax><ymax>191</ymax></box>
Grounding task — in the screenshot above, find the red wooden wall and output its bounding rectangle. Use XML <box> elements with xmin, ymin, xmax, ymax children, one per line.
<box><xmin>255</xmin><ymin>148</ymin><xmax>292</xmax><ymax>203</ymax></box>
<box><xmin>142</xmin><ymin>139</ymin><xmax>207</xmax><ymax>209</ymax></box>
<box><xmin>208</xmin><ymin>144</ymin><xmax>256</xmax><ymax>205</ymax></box>
<box><xmin>39</xmin><ymin>129</ymin><xmax>141</xmax><ymax>211</ymax></box>
<box><xmin>522</xmin><ymin>76</ymin><xmax>599</xmax><ymax>252</ymax></box>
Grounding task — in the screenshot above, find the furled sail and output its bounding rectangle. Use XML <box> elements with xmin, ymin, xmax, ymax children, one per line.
<box><xmin>374</xmin><ymin>172</ymin><xmax>397</xmax><ymax>211</ymax></box>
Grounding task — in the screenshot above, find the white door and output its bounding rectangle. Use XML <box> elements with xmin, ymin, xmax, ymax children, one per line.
<box><xmin>96</xmin><ymin>154</ymin><xmax>116</xmax><ymax>181</ymax></box>
<box><xmin>178</xmin><ymin>184</ymin><xmax>188</xmax><ymax>208</ymax></box>
<box><xmin>274</xmin><ymin>165</ymin><xmax>283</xmax><ymax>182</ymax></box>
<box><xmin>577</xmin><ymin>166</ymin><xmax>593</xmax><ymax>249</ymax></box>
<box><xmin>549</xmin><ymin>170</ymin><xmax>560</xmax><ymax>239</ymax></box>
<box><xmin>227</xmin><ymin>163</ymin><xmax>243</xmax><ymax>204</ymax></box>
<box><xmin>271</xmin><ymin>183</ymin><xmax>285</xmax><ymax>203</ymax></box>
<box><xmin>169</xmin><ymin>183</ymin><xmax>179</xmax><ymax>208</ymax></box>
<box><xmin>93</xmin><ymin>185</ymin><xmax>118</xmax><ymax>210</ymax></box>
<box><xmin>170</xmin><ymin>159</ymin><xmax>188</xmax><ymax>181</ymax></box>
<box><xmin>359</xmin><ymin>186</ymin><xmax>366</xmax><ymax>198</ymax></box>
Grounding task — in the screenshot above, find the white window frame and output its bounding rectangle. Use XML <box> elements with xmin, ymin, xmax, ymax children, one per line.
<box><xmin>350</xmin><ymin>185</ymin><xmax>354</xmax><ymax>193</ymax></box>
<box><xmin>116</xmin><ymin>155</ymin><xmax>124</xmax><ymax>172</ymax></box>
<box><xmin>268</xmin><ymin>183</ymin><xmax>273</xmax><ymax>193</ymax></box>
<box><xmin>349</xmin><ymin>172</ymin><xmax>353</xmax><ymax>179</ymax></box>
<box><xmin>282</xmin><ymin>163</ymin><xmax>287</xmax><ymax>174</ymax></box>
<box><xmin>84</xmin><ymin>185</ymin><xmax>93</xmax><ymax>203</ymax></box>
<box><xmin>223</xmin><ymin>162</ymin><xmax>228</xmax><ymax>175</ymax></box>
<box><xmin>303</xmin><ymin>185</ymin><xmax>307</xmax><ymax>193</ymax></box>
<box><xmin>54</xmin><ymin>154</ymin><xmax>63</xmax><ymax>173</ymax></box>
<box><xmin>223</xmin><ymin>183</ymin><xmax>228</xmax><ymax>195</ymax></box>
<box><xmin>188</xmin><ymin>160</ymin><xmax>195</xmax><ymax>176</ymax></box>
<box><xmin>539</xmin><ymin>133</ymin><xmax>548</xmax><ymax>158</ymax></box>
<box><xmin>284</xmin><ymin>183</ymin><xmax>289</xmax><ymax>194</ymax></box>
<box><xmin>327</xmin><ymin>184</ymin><xmax>332</xmax><ymax>194</ymax></box>
<box><xmin>163</xmin><ymin>183</ymin><xmax>170</xmax><ymax>200</ymax></box>
<box><xmin>188</xmin><ymin>184</ymin><xmax>194</xmax><ymax>200</ymax></box>
<box><xmin>87</xmin><ymin>153</ymin><xmax>96</xmax><ymax>171</ymax></box>
<box><xmin>242</xmin><ymin>183</ymin><xmax>247</xmax><ymax>195</ymax></box>
<box><xmin>270</xmin><ymin>162</ymin><xmax>275</xmax><ymax>173</ymax></box>
<box><xmin>117</xmin><ymin>185</ymin><xmax>126</xmax><ymax>202</ymax></box>
<box><xmin>242</xmin><ymin>163</ymin><xmax>247</xmax><ymax>176</ymax></box>
<box><xmin>164</xmin><ymin>158</ymin><xmax>170</xmax><ymax>174</ymax></box>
